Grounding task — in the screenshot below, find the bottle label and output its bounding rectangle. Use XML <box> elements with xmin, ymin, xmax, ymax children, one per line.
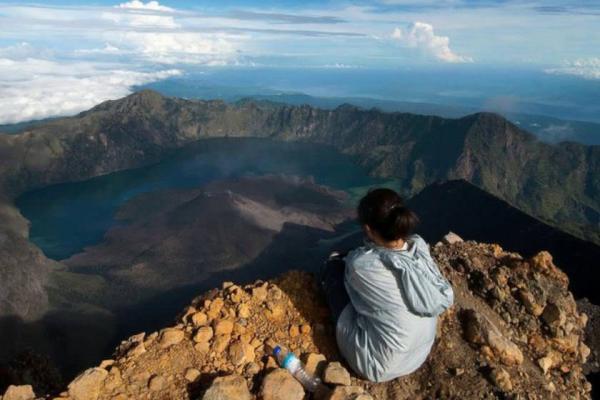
<box><xmin>282</xmin><ymin>353</ymin><xmax>299</xmax><ymax>370</ymax></box>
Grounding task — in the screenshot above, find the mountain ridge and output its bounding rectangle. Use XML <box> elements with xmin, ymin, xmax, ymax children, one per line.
<box><xmin>0</xmin><ymin>89</ymin><xmax>597</xmax><ymax>324</ymax></box>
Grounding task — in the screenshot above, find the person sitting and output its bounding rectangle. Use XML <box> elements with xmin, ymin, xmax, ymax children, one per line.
<box><xmin>320</xmin><ymin>188</ymin><xmax>454</xmax><ymax>382</ymax></box>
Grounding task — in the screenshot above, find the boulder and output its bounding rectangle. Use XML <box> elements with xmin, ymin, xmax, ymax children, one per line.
<box><xmin>214</xmin><ymin>319</ymin><xmax>234</xmax><ymax>336</ymax></box>
<box><xmin>148</xmin><ymin>375</ymin><xmax>165</xmax><ymax>391</ymax></box>
<box><xmin>259</xmin><ymin>369</ymin><xmax>304</xmax><ymax>400</ymax></box>
<box><xmin>202</xmin><ymin>374</ymin><xmax>252</xmax><ymax>400</ymax></box>
<box><xmin>252</xmin><ymin>283</ymin><xmax>268</xmax><ymax>302</ymax></box>
<box><xmin>463</xmin><ymin>309</ymin><xmax>523</xmax><ymax>365</ymax></box>
<box><xmin>68</xmin><ymin>367</ymin><xmax>108</xmax><ymax>400</ymax></box>
<box><xmin>442</xmin><ymin>232</ymin><xmax>463</xmax><ymax>245</ymax></box>
<box><xmin>2</xmin><ymin>385</ymin><xmax>35</xmax><ymax>400</ymax></box>
<box><xmin>328</xmin><ymin>385</ymin><xmax>370</xmax><ymax>400</ymax></box>
<box><xmin>237</xmin><ymin>303</ymin><xmax>251</xmax><ymax>318</ymax></box>
<box><xmin>229</xmin><ymin>340</ymin><xmax>255</xmax><ymax>366</ymax></box>
<box><xmin>323</xmin><ymin>362</ymin><xmax>351</xmax><ymax>386</ymax></box>
<box><xmin>158</xmin><ymin>328</ymin><xmax>185</xmax><ymax>348</ymax></box>
<box><xmin>212</xmin><ymin>335</ymin><xmax>231</xmax><ymax>353</ymax></box>
<box><xmin>207</xmin><ymin>298</ymin><xmax>225</xmax><ymax>320</ymax></box>
<box><xmin>490</xmin><ymin>368</ymin><xmax>512</xmax><ymax>392</ymax></box>
<box><xmin>518</xmin><ymin>289</ymin><xmax>544</xmax><ymax>316</ymax></box>
<box><xmin>191</xmin><ymin>312</ymin><xmax>208</xmax><ymax>327</ymax></box>
<box><xmin>304</xmin><ymin>353</ymin><xmax>327</xmax><ymax>378</ymax></box>
<box><xmin>184</xmin><ymin>368</ymin><xmax>201</xmax><ymax>382</ymax></box>
<box><xmin>528</xmin><ymin>252</ymin><xmax>568</xmax><ymax>285</ymax></box>
<box><xmin>541</xmin><ymin>303</ymin><xmax>566</xmax><ymax>328</ymax></box>
<box><xmin>194</xmin><ymin>326</ymin><xmax>214</xmax><ymax>343</ymax></box>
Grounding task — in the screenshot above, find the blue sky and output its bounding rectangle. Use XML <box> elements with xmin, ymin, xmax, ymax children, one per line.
<box><xmin>0</xmin><ymin>0</ymin><xmax>598</xmax><ymax>123</ymax></box>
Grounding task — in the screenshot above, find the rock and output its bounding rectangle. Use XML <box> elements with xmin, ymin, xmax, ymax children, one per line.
<box><xmin>184</xmin><ymin>368</ymin><xmax>201</xmax><ymax>382</ymax></box>
<box><xmin>579</xmin><ymin>342</ymin><xmax>591</xmax><ymax>362</ymax></box>
<box><xmin>194</xmin><ymin>326</ymin><xmax>214</xmax><ymax>343</ymax></box>
<box><xmin>541</xmin><ymin>302</ymin><xmax>566</xmax><ymax>328</ymax></box>
<box><xmin>463</xmin><ymin>309</ymin><xmax>523</xmax><ymax>365</ymax></box>
<box><xmin>260</xmin><ymin>369</ymin><xmax>305</xmax><ymax>400</ymax></box>
<box><xmin>148</xmin><ymin>375</ymin><xmax>165</xmax><ymax>391</ymax></box>
<box><xmin>518</xmin><ymin>289</ymin><xmax>544</xmax><ymax>316</ymax></box>
<box><xmin>490</xmin><ymin>368</ymin><xmax>512</xmax><ymax>392</ymax></box>
<box><xmin>158</xmin><ymin>329</ymin><xmax>185</xmax><ymax>348</ymax></box>
<box><xmin>3</xmin><ymin>385</ymin><xmax>35</xmax><ymax>400</ymax></box>
<box><xmin>528</xmin><ymin>252</ymin><xmax>568</xmax><ymax>285</ymax></box>
<box><xmin>202</xmin><ymin>374</ymin><xmax>252</xmax><ymax>400</ymax></box>
<box><xmin>252</xmin><ymin>283</ymin><xmax>268</xmax><ymax>302</ymax></box>
<box><xmin>213</xmin><ymin>334</ymin><xmax>230</xmax><ymax>353</ymax></box>
<box><xmin>244</xmin><ymin>362</ymin><xmax>261</xmax><ymax>378</ymax></box>
<box><xmin>207</xmin><ymin>298</ymin><xmax>225</xmax><ymax>320</ymax></box>
<box><xmin>229</xmin><ymin>340</ymin><xmax>255</xmax><ymax>366</ymax></box>
<box><xmin>289</xmin><ymin>325</ymin><xmax>300</xmax><ymax>337</ymax></box>
<box><xmin>304</xmin><ymin>353</ymin><xmax>327</xmax><ymax>378</ymax></box>
<box><xmin>117</xmin><ymin>333</ymin><xmax>146</xmax><ymax>358</ymax></box>
<box><xmin>442</xmin><ymin>232</ymin><xmax>463</xmax><ymax>245</ymax></box>
<box><xmin>103</xmin><ymin>367</ymin><xmax>122</xmax><ymax>391</ymax></box>
<box><xmin>328</xmin><ymin>385</ymin><xmax>368</xmax><ymax>400</ymax></box>
<box><xmin>195</xmin><ymin>341</ymin><xmax>210</xmax><ymax>353</ymax></box>
<box><xmin>323</xmin><ymin>362</ymin><xmax>351</xmax><ymax>386</ymax></box>
<box><xmin>214</xmin><ymin>319</ymin><xmax>234</xmax><ymax>336</ymax></box>
<box><xmin>99</xmin><ymin>359</ymin><xmax>115</xmax><ymax>369</ymax></box>
<box><xmin>191</xmin><ymin>312</ymin><xmax>208</xmax><ymax>326</ymax></box>
<box><xmin>300</xmin><ymin>324</ymin><xmax>311</xmax><ymax>335</ymax></box>
<box><xmin>222</xmin><ymin>281</ymin><xmax>234</xmax><ymax>289</ymax></box>
<box><xmin>265</xmin><ymin>301</ymin><xmax>285</xmax><ymax>320</ymax></box>
<box><xmin>538</xmin><ymin>356</ymin><xmax>555</xmax><ymax>374</ymax></box>
<box><xmin>68</xmin><ymin>368</ymin><xmax>108</xmax><ymax>400</ymax></box>
<box><xmin>237</xmin><ymin>303</ymin><xmax>251</xmax><ymax>319</ymax></box>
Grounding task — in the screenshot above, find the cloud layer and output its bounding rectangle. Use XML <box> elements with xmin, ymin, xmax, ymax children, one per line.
<box><xmin>0</xmin><ymin>0</ymin><xmax>597</xmax><ymax>123</ymax></box>
<box><xmin>545</xmin><ymin>58</ymin><xmax>600</xmax><ymax>80</ymax></box>
<box><xmin>0</xmin><ymin>55</ymin><xmax>180</xmax><ymax>124</ymax></box>
<box><xmin>392</xmin><ymin>22</ymin><xmax>472</xmax><ymax>63</ymax></box>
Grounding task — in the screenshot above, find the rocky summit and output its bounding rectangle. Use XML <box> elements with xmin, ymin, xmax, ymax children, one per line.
<box><xmin>2</xmin><ymin>237</ymin><xmax>593</xmax><ymax>400</ymax></box>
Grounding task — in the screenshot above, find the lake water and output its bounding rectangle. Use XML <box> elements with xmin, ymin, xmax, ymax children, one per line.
<box><xmin>17</xmin><ymin>138</ymin><xmax>383</xmax><ymax>260</ymax></box>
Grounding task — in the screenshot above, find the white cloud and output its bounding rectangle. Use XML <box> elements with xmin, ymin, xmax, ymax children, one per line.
<box><xmin>391</xmin><ymin>22</ymin><xmax>472</xmax><ymax>63</ymax></box>
<box><xmin>545</xmin><ymin>58</ymin><xmax>600</xmax><ymax>80</ymax></box>
<box><xmin>102</xmin><ymin>10</ymin><xmax>178</xmax><ymax>28</ymax></box>
<box><xmin>116</xmin><ymin>31</ymin><xmax>241</xmax><ymax>64</ymax></box>
<box><xmin>76</xmin><ymin>43</ymin><xmax>123</xmax><ymax>55</ymax></box>
<box><xmin>0</xmin><ymin>56</ymin><xmax>180</xmax><ymax>124</ymax></box>
<box><xmin>117</xmin><ymin>1</ymin><xmax>173</xmax><ymax>12</ymax></box>
<box><xmin>322</xmin><ymin>63</ymin><xmax>360</xmax><ymax>69</ymax></box>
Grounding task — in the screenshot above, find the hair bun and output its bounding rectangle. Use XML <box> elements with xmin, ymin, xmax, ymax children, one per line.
<box><xmin>357</xmin><ymin>188</ymin><xmax>419</xmax><ymax>241</ymax></box>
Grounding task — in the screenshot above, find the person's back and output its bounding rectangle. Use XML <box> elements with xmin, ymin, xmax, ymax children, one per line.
<box><xmin>320</xmin><ymin>188</ymin><xmax>453</xmax><ymax>382</ymax></box>
<box><xmin>337</xmin><ymin>235</ymin><xmax>452</xmax><ymax>382</ymax></box>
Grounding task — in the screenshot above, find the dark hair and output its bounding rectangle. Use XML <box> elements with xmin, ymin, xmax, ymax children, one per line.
<box><xmin>357</xmin><ymin>188</ymin><xmax>419</xmax><ymax>241</ymax></box>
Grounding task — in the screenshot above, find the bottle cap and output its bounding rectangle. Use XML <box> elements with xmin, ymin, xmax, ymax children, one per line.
<box><xmin>273</xmin><ymin>346</ymin><xmax>281</xmax><ymax>357</ymax></box>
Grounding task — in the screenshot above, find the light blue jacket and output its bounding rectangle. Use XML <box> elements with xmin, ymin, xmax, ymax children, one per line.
<box><xmin>336</xmin><ymin>234</ymin><xmax>454</xmax><ymax>382</ymax></box>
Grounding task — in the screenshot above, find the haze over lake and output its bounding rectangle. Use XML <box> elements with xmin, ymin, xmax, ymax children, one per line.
<box><xmin>17</xmin><ymin>138</ymin><xmax>384</xmax><ymax>260</ymax></box>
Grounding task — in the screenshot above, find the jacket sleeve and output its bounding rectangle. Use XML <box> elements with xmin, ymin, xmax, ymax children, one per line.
<box><xmin>395</xmin><ymin>259</ymin><xmax>454</xmax><ymax>317</ymax></box>
<box><xmin>389</xmin><ymin>239</ymin><xmax>454</xmax><ymax>317</ymax></box>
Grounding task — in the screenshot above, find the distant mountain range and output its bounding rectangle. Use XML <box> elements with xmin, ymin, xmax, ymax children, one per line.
<box><xmin>1</xmin><ymin>90</ymin><xmax>596</xmax><ymax>241</ymax></box>
<box><xmin>136</xmin><ymin>80</ymin><xmax>600</xmax><ymax>145</ymax></box>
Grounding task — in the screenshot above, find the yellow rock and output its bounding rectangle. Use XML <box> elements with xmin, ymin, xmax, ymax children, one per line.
<box><xmin>214</xmin><ymin>319</ymin><xmax>234</xmax><ymax>336</ymax></box>
<box><xmin>191</xmin><ymin>312</ymin><xmax>208</xmax><ymax>327</ymax></box>
<box><xmin>194</xmin><ymin>326</ymin><xmax>214</xmax><ymax>343</ymax></box>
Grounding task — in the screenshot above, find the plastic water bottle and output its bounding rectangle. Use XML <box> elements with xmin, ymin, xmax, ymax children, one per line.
<box><xmin>273</xmin><ymin>345</ymin><xmax>322</xmax><ymax>392</ymax></box>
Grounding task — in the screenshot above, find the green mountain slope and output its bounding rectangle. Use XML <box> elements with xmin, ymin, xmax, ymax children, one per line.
<box><xmin>0</xmin><ymin>90</ymin><xmax>596</xmax><ymax>243</ymax></box>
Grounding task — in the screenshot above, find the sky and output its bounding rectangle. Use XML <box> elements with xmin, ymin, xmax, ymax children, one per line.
<box><xmin>0</xmin><ymin>0</ymin><xmax>599</xmax><ymax>123</ymax></box>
